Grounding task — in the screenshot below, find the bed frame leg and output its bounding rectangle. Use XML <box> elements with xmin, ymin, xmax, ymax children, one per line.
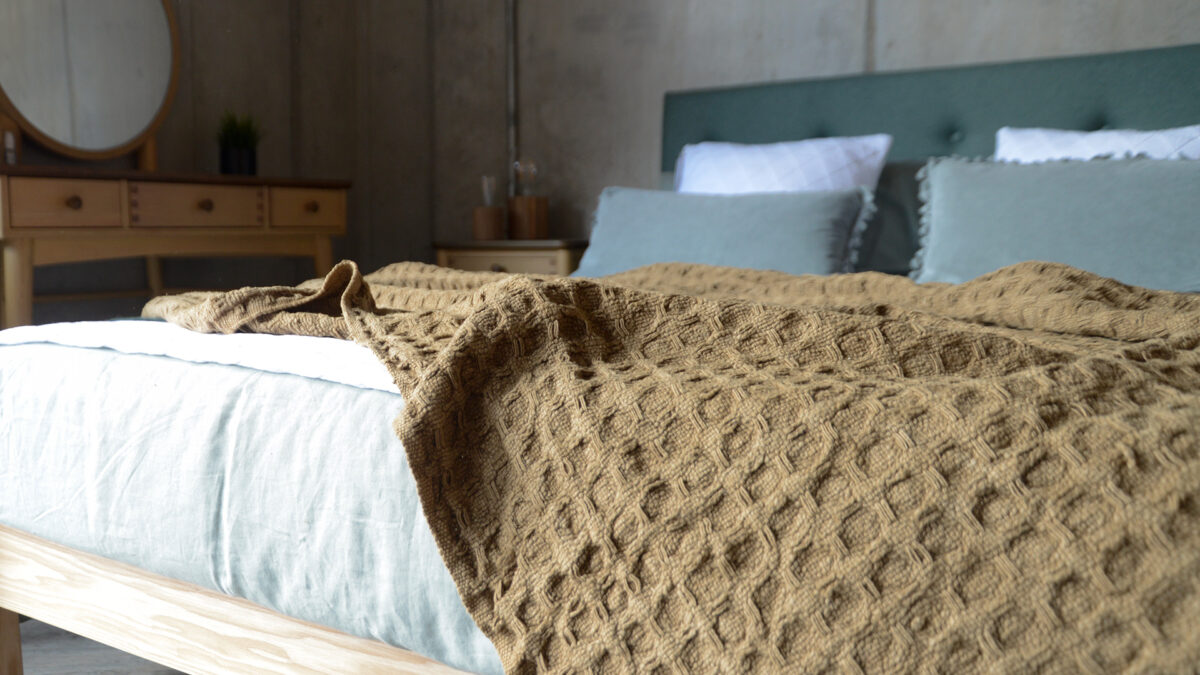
<box><xmin>0</xmin><ymin>608</ymin><xmax>22</xmax><ymax>675</ymax></box>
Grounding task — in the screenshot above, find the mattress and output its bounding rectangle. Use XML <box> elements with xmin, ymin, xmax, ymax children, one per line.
<box><xmin>0</xmin><ymin>320</ymin><xmax>502</xmax><ymax>675</ymax></box>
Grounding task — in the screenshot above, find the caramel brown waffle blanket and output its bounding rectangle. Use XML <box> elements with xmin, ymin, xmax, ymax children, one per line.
<box><xmin>145</xmin><ymin>260</ymin><xmax>1200</xmax><ymax>673</ymax></box>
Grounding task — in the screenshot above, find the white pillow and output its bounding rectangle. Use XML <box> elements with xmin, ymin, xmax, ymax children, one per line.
<box><xmin>995</xmin><ymin>124</ymin><xmax>1200</xmax><ymax>163</ymax></box>
<box><xmin>674</xmin><ymin>134</ymin><xmax>893</xmax><ymax>194</ymax></box>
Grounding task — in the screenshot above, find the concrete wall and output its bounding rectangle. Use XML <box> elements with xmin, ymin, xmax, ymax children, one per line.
<box><xmin>875</xmin><ymin>0</ymin><xmax>1200</xmax><ymax>71</ymax></box>
<box><xmin>432</xmin><ymin>0</ymin><xmax>1200</xmax><ymax>241</ymax></box>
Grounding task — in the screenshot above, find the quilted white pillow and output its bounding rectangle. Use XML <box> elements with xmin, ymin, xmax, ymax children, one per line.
<box><xmin>674</xmin><ymin>134</ymin><xmax>893</xmax><ymax>194</ymax></box>
<box><xmin>995</xmin><ymin>124</ymin><xmax>1200</xmax><ymax>163</ymax></box>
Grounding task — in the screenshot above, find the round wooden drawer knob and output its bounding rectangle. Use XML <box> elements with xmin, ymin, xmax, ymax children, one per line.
<box><xmin>198</xmin><ymin>198</ymin><xmax>215</xmax><ymax>212</ymax></box>
<box><xmin>64</xmin><ymin>195</ymin><xmax>83</xmax><ymax>210</ymax></box>
<box><xmin>490</xmin><ymin>263</ymin><xmax>507</xmax><ymax>273</ymax></box>
<box><xmin>304</xmin><ymin>200</ymin><xmax>321</xmax><ymax>213</ymax></box>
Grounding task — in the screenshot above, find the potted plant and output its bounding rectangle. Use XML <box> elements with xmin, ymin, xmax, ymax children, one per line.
<box><xmin>217</xmin><ymin>111</ymin><xmax>261</xmax><ymax>175</ymax></box>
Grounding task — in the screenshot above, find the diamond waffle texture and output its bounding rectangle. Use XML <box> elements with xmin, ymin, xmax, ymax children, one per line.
<box><xmin>146</xmin><ymin>260</ymin><xmax>1200</xmax><ymax>674</ymax></box>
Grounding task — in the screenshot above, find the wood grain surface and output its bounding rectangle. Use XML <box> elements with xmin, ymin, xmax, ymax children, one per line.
<box><xmin>0</xmin><ymin>525</ymin><xmax>470</xmax><ymax>674</ymax></box>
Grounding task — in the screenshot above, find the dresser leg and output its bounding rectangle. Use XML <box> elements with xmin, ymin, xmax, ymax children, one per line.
<box><xmin>0</xmin><ymin>607</ymin><xmax>23</xmax><ymax>675</ymax></box>
<box><xmin>313</xmin><ymin>236</ymin><xmax>333</xmax><ymax>277</ymax></box>
<box><xmin>2</xmin><ymin>240</ymin><xmax>33</xmax><ymax>329</ymax></box>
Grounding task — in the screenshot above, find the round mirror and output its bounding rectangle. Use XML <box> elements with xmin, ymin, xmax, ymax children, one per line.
<box><xmin>0</xmin><ymin>0</ymin><xmax>178</xmax><ymax>159</ymax></box>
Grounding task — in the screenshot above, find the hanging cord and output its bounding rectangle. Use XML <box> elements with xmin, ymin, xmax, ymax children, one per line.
<box><xmin>505</xmin><ymin>0</ymin><xmax>518</xmax><ymax>198</ymax></box>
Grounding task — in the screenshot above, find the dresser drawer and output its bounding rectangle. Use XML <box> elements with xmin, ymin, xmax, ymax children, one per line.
<box><xmin>269</xmin><ymin>188</ymin><xmax>346</xmax><ymax>230</ymax></box>
<box><xmin>8</xmin><ymin>178</ymin><xmax>122</xmax><ymax>228</ymax></box>
<box><xmin>439</xmin><ymin>250</ymin><xmax>564</xmax><ymax>275</ymax></box>
<box><xmin>129</xmin><ymin>182</ymin><xmax>264</xmax><ymax>228</ymax></box>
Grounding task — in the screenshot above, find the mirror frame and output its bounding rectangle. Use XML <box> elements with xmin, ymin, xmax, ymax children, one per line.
<box><xmin>0</xmin><ymin>0</ymin><xmax>180</xmax><ymax>161</ymax></box>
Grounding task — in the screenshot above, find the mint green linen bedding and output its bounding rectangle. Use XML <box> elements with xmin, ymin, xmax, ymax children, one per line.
<box><xmin>0</xmin><ymin>327</ymin><xmax>501</xmax><ymax>674</ymax></box>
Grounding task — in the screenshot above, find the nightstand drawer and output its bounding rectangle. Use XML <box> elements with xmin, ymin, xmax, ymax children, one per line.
<box><xmin>130</xmin><ymin>182</ymin><xmax>264</xmax><ymax>228</ymax></box>
<box><xmin>8</xmin><ymin>178</ymin><xmax>122</xmax><ymax>228</ymax></box>
<box><xmin>441</xmin><ymin>250</ymin><xmax>563</xmax><ymax>275</ymax></box>
<box><xmin>436</xmin><ymin>239</ymin><xmax>587</xmax><ymax>275</ymax></box>
<box><xmin>269</xmin><ymin>187</ymin><xmax>346</xmax><ymax>230</ymax></box>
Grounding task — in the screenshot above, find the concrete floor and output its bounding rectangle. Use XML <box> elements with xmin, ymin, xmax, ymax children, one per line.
<box><xmin>19</xmin><ymin>620</ymin><xmax>180</xmax><ymax>675</ymax></box>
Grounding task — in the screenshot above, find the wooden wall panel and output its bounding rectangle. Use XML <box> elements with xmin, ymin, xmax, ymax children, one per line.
<box><xmin>430</xmin><ymin>0</ymin><xmax>509</xmax><ymax>244</ymax></box>
<box><xmin>186</xmin><ymin>0</ymin><xmax>293</xmax><ymax>177</ymax></box>
<box><xmin>352</xmin><ymin>0</ymin><xmax>433</xmax><ymax>272</ymax></box>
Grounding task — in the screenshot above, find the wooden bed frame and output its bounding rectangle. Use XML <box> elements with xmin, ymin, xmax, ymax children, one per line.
<box><xmin>0</xmin><ymin>525</ymin><xmax>468</xmax><ymax>674</ymax></box>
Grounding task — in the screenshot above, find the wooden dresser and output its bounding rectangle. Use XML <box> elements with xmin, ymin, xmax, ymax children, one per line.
<box><xmin>0</xmin><ymin>166</ymin><xmax>349</xmax><ymax>328</ymax></box>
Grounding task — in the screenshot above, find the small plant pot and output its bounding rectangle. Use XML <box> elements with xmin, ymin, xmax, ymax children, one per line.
<box><xmin>219</xmin><ymin>145</ymin><xmax>257</xmax><ymax>175</ymax></box>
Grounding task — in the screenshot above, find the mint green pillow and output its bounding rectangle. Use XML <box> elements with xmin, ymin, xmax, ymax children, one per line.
<box><xmin>913</xmin><ymin>157</ymin><xmax>1200</xmax><ymax>291</ymax></box>
<box><xmin>574</xmin><ymin>187</ymin><xmax>871</xmax><ymax>278</ymax></box>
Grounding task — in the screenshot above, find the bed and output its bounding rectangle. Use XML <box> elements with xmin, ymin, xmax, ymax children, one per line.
<box><xmin>2</xmin><ymin>44</ymin><xmax>1199</xmax><ymax>674</ymax></box>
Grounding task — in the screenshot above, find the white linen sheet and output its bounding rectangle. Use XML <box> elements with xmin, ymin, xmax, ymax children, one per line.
<box><xmin>0</xmin><ymin>319</ymin><xmax>400</xmax><ymax>393</ymax></box>
<box><xmin>0</xmin><ymin>321</ymin><xmax>501</xmax><ymax>674</ymax></box>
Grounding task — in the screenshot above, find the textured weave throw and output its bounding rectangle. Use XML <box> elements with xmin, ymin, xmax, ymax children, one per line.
<box><xmin>145</xmin><ymin>261</ymin><xmax>1200</xmax><ymax>673</ymax></box>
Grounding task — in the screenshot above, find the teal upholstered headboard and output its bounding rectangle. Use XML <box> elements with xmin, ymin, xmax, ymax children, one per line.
<box><xmin>662</xmin><ymin>44</ymin><xmax>1200</xmax><ymax>273</ymax></box>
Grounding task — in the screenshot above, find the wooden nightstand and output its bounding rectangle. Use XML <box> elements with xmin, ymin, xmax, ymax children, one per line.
<box><xmin>435</xmin><ymin>239</ymin><xmax>587</xmax><ymax>275</ymax></box>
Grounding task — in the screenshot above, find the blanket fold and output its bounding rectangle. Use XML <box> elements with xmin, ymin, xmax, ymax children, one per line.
<box><xmin>145</xmin><ymin>260</ymin><xmax>1200</xmax><ymax>673</ymax></box>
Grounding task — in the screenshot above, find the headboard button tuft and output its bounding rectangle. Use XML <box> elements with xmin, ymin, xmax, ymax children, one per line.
<box><xmin>947</xmin><ymin>129</ymin><xmax>964</xmax><ymax>144</ymax></box>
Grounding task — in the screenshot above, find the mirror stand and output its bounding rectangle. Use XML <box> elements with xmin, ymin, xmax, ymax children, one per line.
<box><xmin>0</xmin><ymin>111</ymin><xmax>21</xmax><ymax>167</ymax></box>
<box><xmin>137</xmin><ymin>137</ymin><xmax>158</xmax><ymax>172</ymax></box>
<box><xmin>0</xmin><ymin>109</ymin><xmax>158</xmax><ymax>173</ymax></box>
